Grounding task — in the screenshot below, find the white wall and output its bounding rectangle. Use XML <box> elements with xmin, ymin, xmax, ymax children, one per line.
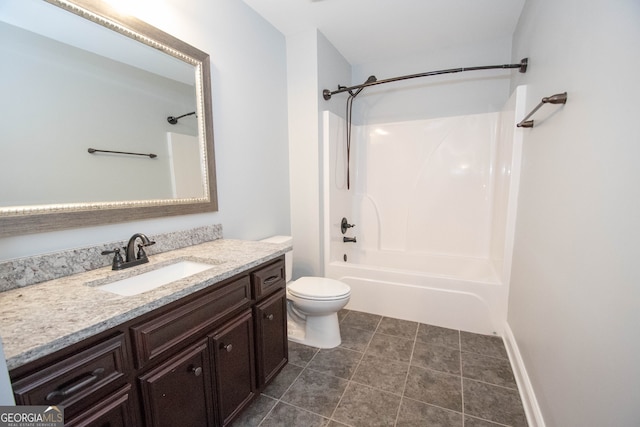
<box><xmin>287</xmin><ymin>30</ymin><xmax>321</xmax><ymax>278</ymax></box>
<box><xmin>317</xmin><ymin>32</ymin><xmax>352</xmax><ymax>121</ymax></box>
<box><xmin>287</xmin><ymin>29</ymin><xmax>351</xmax><ymax>278</ymax></box>
<box><xmin>0</xmin><ymin>0</ymin><xmax>290</xmax><ymax>260</ymax></box>
<box><xmin>508</xmin><ymin>1</ymin><xmax>640</xmax><ymax>425</ymax></box>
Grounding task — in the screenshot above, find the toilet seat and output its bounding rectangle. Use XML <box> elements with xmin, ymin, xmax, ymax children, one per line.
<box><xmin>288</xmin><ymin>277</ymin><xmax>351</xmax><ymax>301</ymax></box>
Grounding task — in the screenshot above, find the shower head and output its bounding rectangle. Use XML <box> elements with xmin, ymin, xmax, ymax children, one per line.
<box><xmin>167</xmin><ymin>111</ymin><xmax>196</xmax><ymax>125</ymax></box>
<box><xmin>350</xmin><ymin>75</ymin><xmax>377</xmax><ymax>98</ymax></box>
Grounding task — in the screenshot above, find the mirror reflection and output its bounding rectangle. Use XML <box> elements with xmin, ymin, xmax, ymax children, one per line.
<box><xmin>0</xmin><ymin>0</ymin><xmax>212</xmax><ymax>215</ymax></box>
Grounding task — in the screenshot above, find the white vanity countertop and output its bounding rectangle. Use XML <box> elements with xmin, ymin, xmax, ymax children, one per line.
<box><xmin>0</xmin><ymin>239</ymin><xmax>291</xmax><ymax>371</ymax></box>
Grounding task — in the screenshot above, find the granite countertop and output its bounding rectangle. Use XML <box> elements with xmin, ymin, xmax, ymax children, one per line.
<box><xmin>0</xmin><ymin>239</ymin><xmax>291</xmax><ymax>371</ymax></box>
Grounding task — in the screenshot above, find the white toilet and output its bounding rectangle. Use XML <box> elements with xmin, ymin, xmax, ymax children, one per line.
<box><xmin>260</xmin><ymin>236</ymin><xmax>351</xmax><ymax>348</ymax></box>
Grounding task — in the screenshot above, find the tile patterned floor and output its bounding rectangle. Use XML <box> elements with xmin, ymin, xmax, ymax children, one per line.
<box><xmin>232</xmin><ymin>309</ymin><xmax>528</xmax><ymax>427</ymax></box>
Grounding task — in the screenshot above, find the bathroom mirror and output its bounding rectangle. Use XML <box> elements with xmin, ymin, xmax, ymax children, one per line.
<box><xmin>0</xmin><ymin>0</ymin><xmax>217</xmax><ymax>237</ymax></box>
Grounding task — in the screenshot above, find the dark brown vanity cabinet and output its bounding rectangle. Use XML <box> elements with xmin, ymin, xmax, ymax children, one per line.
<box><xmin>9</xmin><ymin>256</ymin><xmax>288</xmax><ymax>427</ymax></box>
<box><xmin>11</xmin><ymin>334</ymin><xmax>133</xmax><ymax>423</ymax></box>
<box><xmin>65</xmin><ymin>385</ymin><xmax>137</xmax><ymax>427</ymax></box>
<box><xmin>210</xmin><ymin>310</ymin><xmax>256</xmax><ymax>426</ymax></box>
<box><xmin>254</xmin><ymin>288</ymin><xmax>288</xmax><ymax>388</ymax></box>
<box><xmin>139</xmin><ymin>340</ymin><xmax>215</xmax><ymax>427</ymax></box>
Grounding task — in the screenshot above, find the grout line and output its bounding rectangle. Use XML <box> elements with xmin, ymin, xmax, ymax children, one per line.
<box><xmin>401</xmin><ymin>395</ymin><xmax>465</xmax><ymax>417</ymax></box>
<box><xmin>464</xmin><ymin>413</ymin><xmax>513</xmax><ymax>427</ymax></box>
<box><xmin>257</xmin><ymin>361</ymin><xmax>307</xmax><ymax>426</ymax></box>
<box><xmin>393</xmin><ymin>323</ymin><xmax>419</xmax><ymax>427</ymax></box>
<box><xmin>347</xmin><ymin>377</ymin><xmax>404</xmax><ymax>398</ymax></box>
<box><xmin>266</xmin><ymin>400</ymin><xmax>347</xmax><ymax>425</ymax></box>
<box><xmin>257</xmin><ymin>345</ymin><xmax>318</xmax><ymax>426</ymax></box>
<box><xmin>460</xmin><ymin>347</ymin><xmax>510</xmax><ymax>361</ymax></box>
<box><xmin>462</xmin><ymin>377</ymin><xmax>521</xmax><ymax>391</ymax></box>
<box><xmin>255</xmin><ymin>395</ymin><xmax>277</xmax><ymax>427</ymax></box>
<box><xmin>460</xmin><ymin>329</ymin><xmax>465</xmax><ymax>424</ymax></box>
<box><xmin>260</xmin><ymin>313</ymin><xmax>522</xmax><ymax>427</ymax></box>
<box><xmin>327</xmin><ymin>314</ymin><xmax>379</xmax><ymax>423</ymax></box>
<box><xmin>306</xmin><ymin>346</ymin><xmax>321</xmax><ymax>366</ymax></box>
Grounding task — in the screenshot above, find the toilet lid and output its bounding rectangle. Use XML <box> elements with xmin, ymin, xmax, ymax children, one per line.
<box><xmin>288</xmin><ymin>277</ymin><xmax>351</xmax><ymax>300</ymax></box>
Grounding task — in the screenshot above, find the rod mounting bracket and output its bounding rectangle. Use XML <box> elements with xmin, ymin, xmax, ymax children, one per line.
<box><xmin>519</xmin><ymin>58</ymin><xmax>528</xmax><ymax>73</ymax></box>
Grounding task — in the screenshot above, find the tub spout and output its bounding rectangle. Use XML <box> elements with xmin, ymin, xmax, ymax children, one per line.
<box><xmin>343</xmin><ymin>236</ymin><xmax>357</xmax><ymax>243</ymax></box>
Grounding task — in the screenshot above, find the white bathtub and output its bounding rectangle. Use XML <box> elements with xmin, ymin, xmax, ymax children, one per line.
<box><xmin>346</xmin><ymin>249</ymin><xmax>500</xmax><ymax>283</ymax></box>
<box><xmin>325</xmin><ymin>250</ymin><xmax>507</xmax><ymax>335</ymax></box>
<box><xmin>321</xmin><ymin>87</ymin><xmax>527</xmax><ymax>337</ymax></box>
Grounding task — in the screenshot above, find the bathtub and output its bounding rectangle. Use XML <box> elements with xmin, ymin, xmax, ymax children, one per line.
<box><xmin>321</xmin><ymin>86</ymin><xmax>527</xmax><ymax>337</ymax></box>
<box><xmin>325</xmin><ymin>249</ymin><xmax>507</xmax><ymax>335</ymax></box>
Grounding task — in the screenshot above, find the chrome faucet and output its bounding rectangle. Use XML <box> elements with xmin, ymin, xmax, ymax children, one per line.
<box><xmin>102</xmin><ymin>233</ymin><xmax>156</xmax><ymax>270</ymax></box>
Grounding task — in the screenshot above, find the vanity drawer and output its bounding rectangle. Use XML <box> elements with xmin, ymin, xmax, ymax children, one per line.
<box><xmin>65</xmin><ymin>384</ymin><xmax>137</xmax><ymax>427</ymax></box>
<box><xmin>131</xmin><ymin>275</ymin><xmax>251</xmax><ymax>367</ymax></box>
<box><xmin>251</xmin><ymin>259</ymin><xmax>285</xmax><ymax>298</ymax></box>
<box><xmin>12</xmin><ymin>334</ymin><xmax>129</xmax><ymax>412</ymax></box>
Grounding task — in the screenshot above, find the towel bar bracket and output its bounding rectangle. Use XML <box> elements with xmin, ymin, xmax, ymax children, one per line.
<box><xmin>517</xmin><ymin>92</ymin><xmax>567</xmax><ymax>128</ymax></box>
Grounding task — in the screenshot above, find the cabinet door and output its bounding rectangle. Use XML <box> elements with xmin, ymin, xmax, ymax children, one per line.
<box><xmin>65</xmin><ymin>385</ymin><xmax>137</xmax><ymax>427</ymax></box>
<box><xmin>254</xmin><ymin>289</ymin><xmax>288</xmax><ymax>388</ymax></box>
<box><xmin>210</xmin><ymin>310</ymin><xmax>255</xmax><ymax>426</ymax></box>
<box><xmin>139</xmin><ymin>340</ymin><xmax>214</xmax><ymax>427</ymax></box>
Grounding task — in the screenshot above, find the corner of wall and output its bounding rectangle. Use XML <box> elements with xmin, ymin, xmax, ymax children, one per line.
<box><xmin>503</xmin><ymin>322</ymin><xmax>546</xmax><ymax>427</ymax></box>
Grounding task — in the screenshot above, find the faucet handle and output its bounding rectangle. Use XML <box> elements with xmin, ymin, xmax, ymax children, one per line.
<box><xmin>136</xmin><ymin>244</ymin><xmax>148</xmax><ymax>260</ymax></box>
<box><xmin>341</xmin><ymin>217</ymin><xmax>356</xmax><ymax>234</ymax></box>
<box><xmin>101</xmin><ymin>248</ymin><xmax>124</xmax><ymax>270</ymax></box>
<box><xmin>136</xmin><ymin>239</ymin><xmax>155</xmax><ymax>260</ymax></box>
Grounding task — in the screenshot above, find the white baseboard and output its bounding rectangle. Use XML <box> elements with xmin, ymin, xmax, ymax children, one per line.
<box><xmin>502</xmin><ymin>323</ymin><xmax>546</xmax><ymax>427</ymax></box>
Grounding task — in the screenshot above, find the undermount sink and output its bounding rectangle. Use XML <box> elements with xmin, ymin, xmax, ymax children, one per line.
<box><xmin>97</xmin><ymin>260</ymin><xmax>218</xmax><ymax>296</ymax></box>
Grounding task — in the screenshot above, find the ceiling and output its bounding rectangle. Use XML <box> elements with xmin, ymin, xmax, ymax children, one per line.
<box><xmin>242</xmin><ymin>0</ymin><xmax>526</xmax><ymax>65</ymax></box>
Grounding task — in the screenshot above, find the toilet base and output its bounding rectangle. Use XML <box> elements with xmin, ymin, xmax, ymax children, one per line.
<box><xmin>287</xmin><ymin>310</ymin><xmax>342</xmax><ymax>349</ymax></box>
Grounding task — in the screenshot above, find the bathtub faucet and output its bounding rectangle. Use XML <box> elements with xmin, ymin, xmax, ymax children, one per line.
<box><xmin>343</xmin><ymin>236</ymin><xmax>357</xmax><ymax>243</ymax></box>
<box><xmin>341</xmin><ymin>217</ymin><xmax>356</xmax><ymax>234</ymax></box>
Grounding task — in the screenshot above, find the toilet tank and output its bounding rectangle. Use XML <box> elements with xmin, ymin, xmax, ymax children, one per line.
<box><xmin>259</xmin><ymin>235</ymin><xmax>292</xmax><ymax>282</ymax></box>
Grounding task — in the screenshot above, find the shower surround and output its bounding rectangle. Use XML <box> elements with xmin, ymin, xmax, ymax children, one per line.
<box><xmin>323</xmin><ymin>86</ymin><xmax>526</xmax><ymax>335</ymax></box>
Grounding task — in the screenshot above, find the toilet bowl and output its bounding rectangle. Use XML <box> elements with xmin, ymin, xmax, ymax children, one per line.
<box><xmin>287</xmin><ymin>277</ymin><xmax>351</xmax><ymax>348</ymax></box>
<box><xmin>260</xmin><ymin>236</ymin><xmax>351</xmax><ymax>348</ymax></box>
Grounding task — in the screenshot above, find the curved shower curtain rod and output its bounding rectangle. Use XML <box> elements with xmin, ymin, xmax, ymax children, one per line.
<box><xmin>330</xmin><ymin>58</ymin><xmax>529</xmax><ymax>191</ymax></box>
<box><xmin>322</xmin><ymin>58</ymin><xmax>528</xmax><ymax>100</ymax></box>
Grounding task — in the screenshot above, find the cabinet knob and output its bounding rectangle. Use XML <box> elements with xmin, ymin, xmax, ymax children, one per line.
<box><xmin>221</xmin><ymin>343</ymin><xmax>233</xmax><ymax>353</ymax></box>
<box><xmin>190</xmin><ymin>366</ymin><xmax>203</xmax><ymax>377</ymax></box>
<box><xmin>265</xmin><ymin>313</ymin><xmax>274</xmax><ymax>321</ymax></box>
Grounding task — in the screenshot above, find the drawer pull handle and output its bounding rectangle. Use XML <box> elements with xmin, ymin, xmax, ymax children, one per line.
<box><xmin>46</xmin><ymin>368</ymin><xmax>105</xmax><ymax>401</ymax></box>
<box><xmin>264</xmin><ymin>275</ymin><xmax>280</xmax><ymax>285</ymax></box>
<box><xmin>220</xmin><ymin>343</ymin><xmax>233</xmax><ymax>353</ymax></box>
<box><xmin>191</xmin><ymin>366</ymin><xmax>203</xmax><ymax>377</ymax></box>
<box><xmin>265</xmin><ymin>313</ymin><xmax>274</xmax><ymax>321</ymax></box>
